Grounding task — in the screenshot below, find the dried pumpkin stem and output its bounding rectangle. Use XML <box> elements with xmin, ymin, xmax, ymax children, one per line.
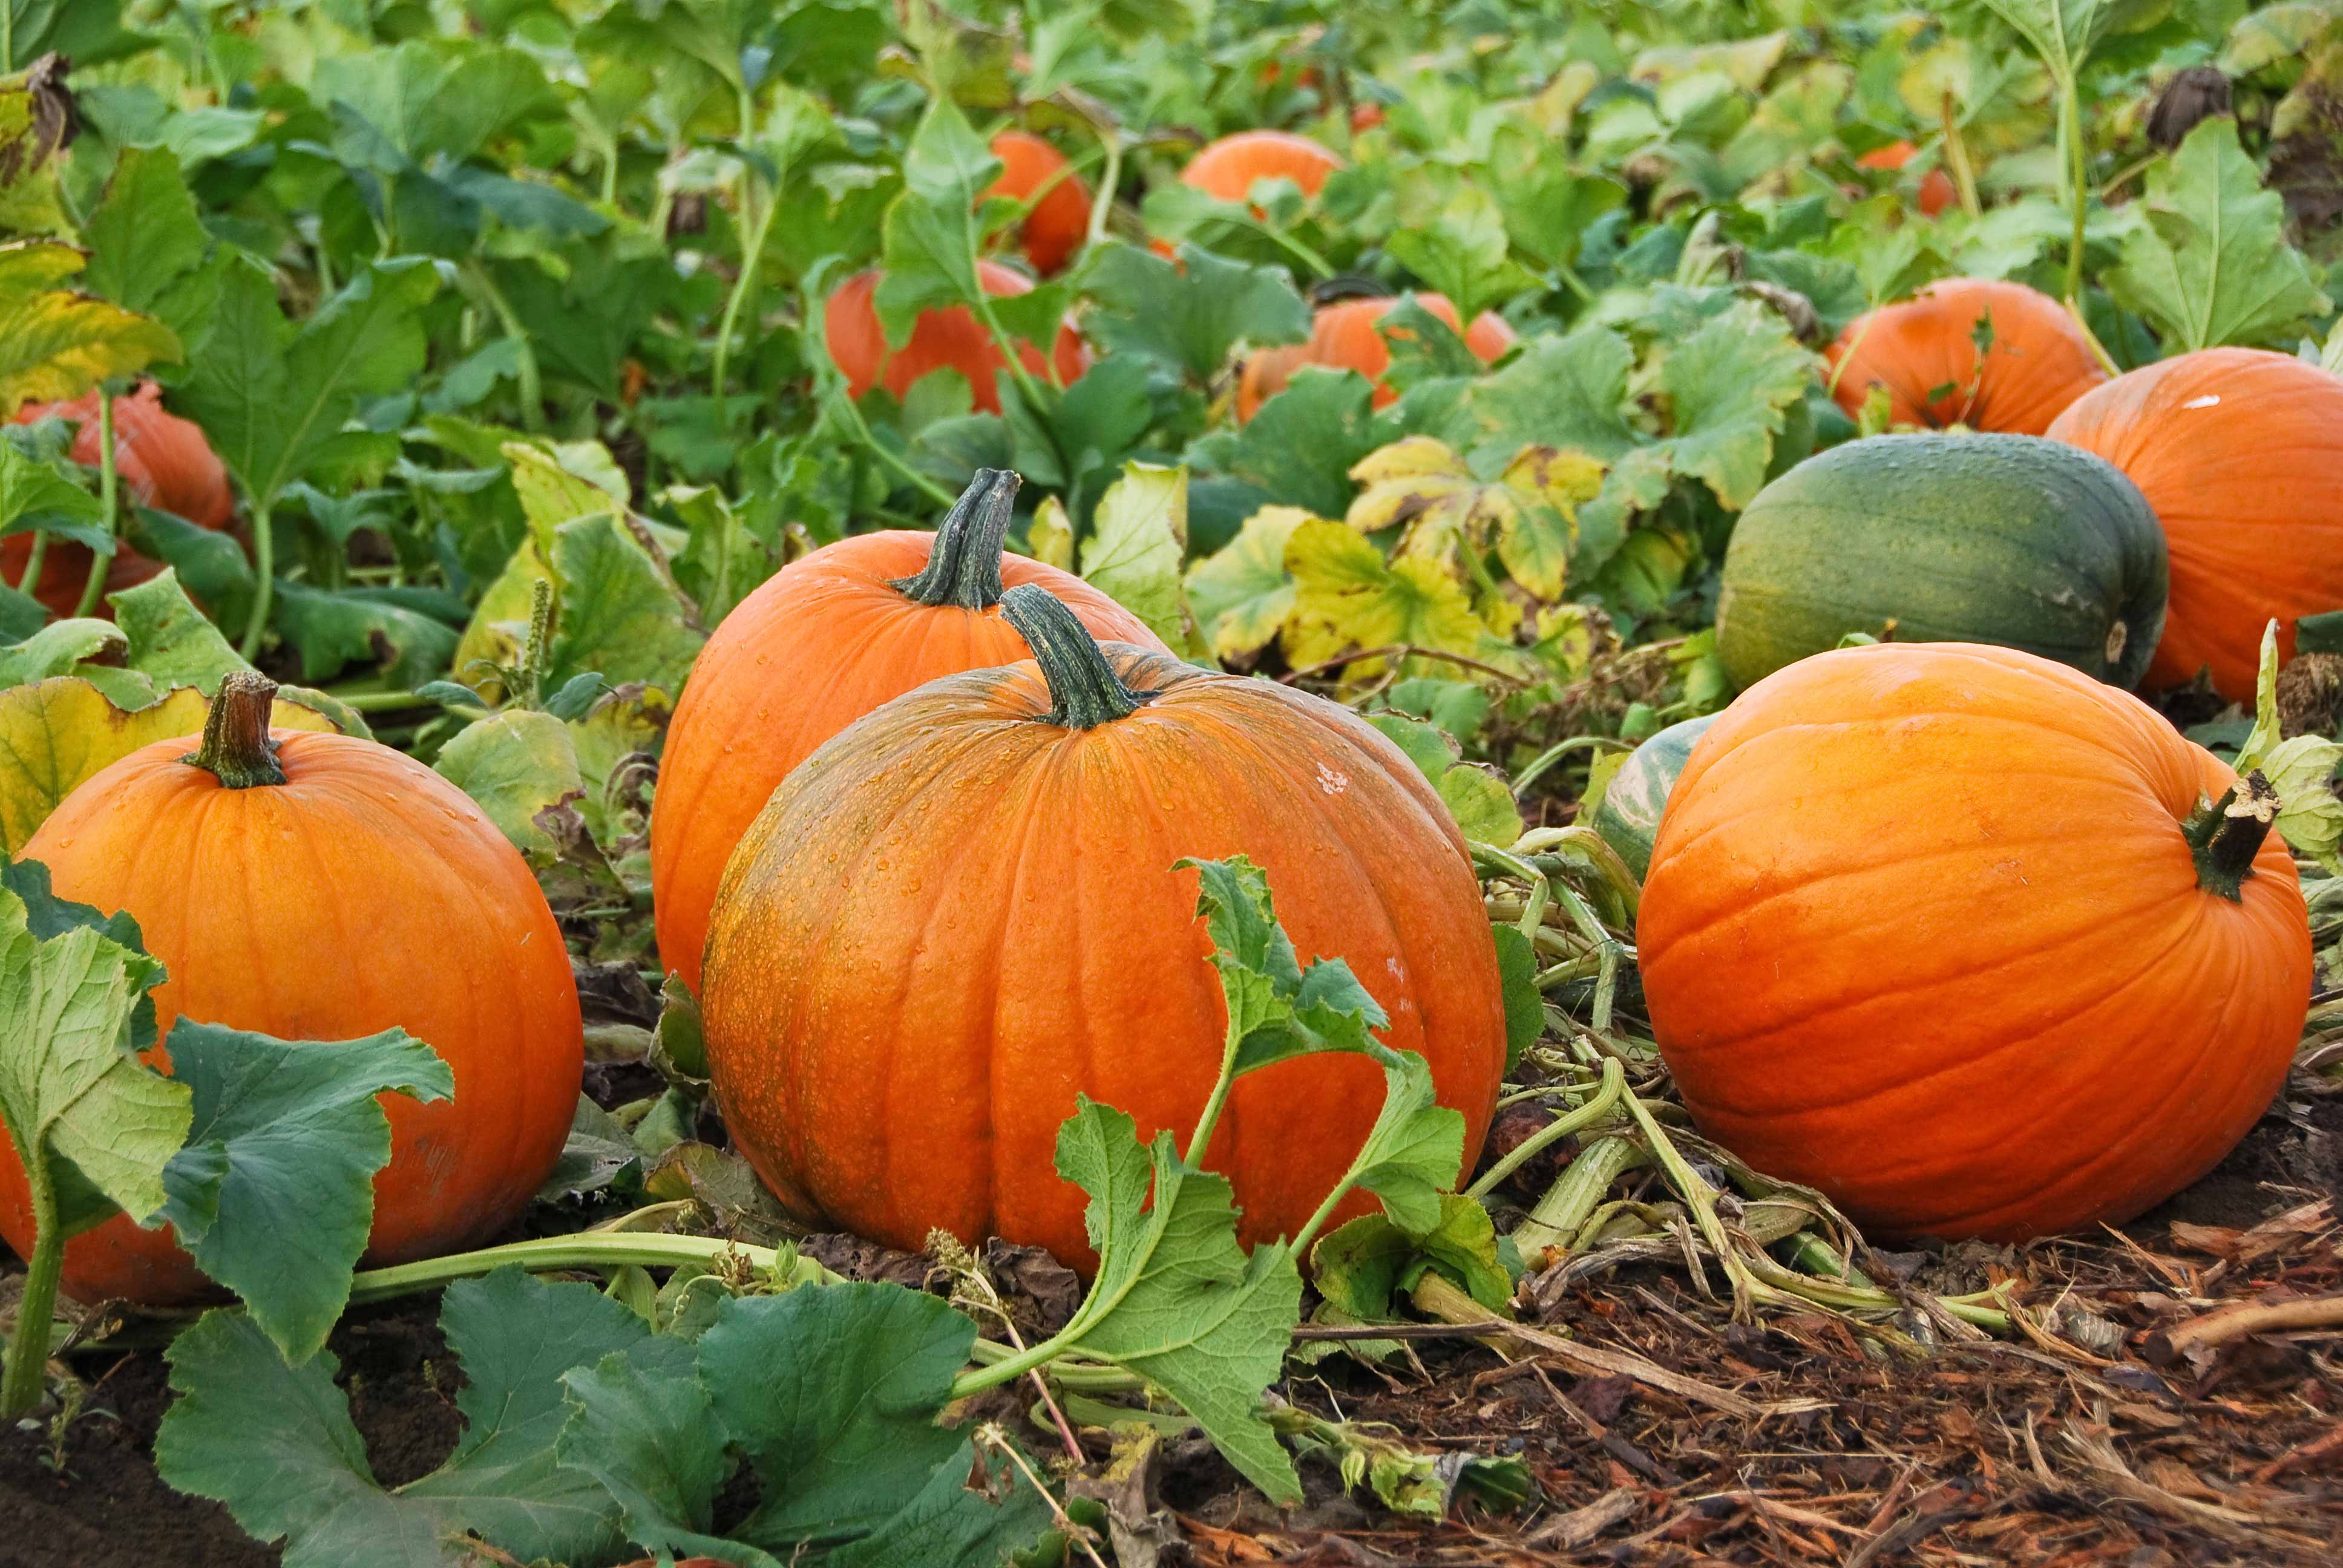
<box><xmin>183</xmin><ymin>671</ymin><xmax>287</xmax><ymax>789</ymax></box>
<box><xmin>998</xmin><ymin>583</ymin><xmax>1145</xmax><ymax>730</ymax></box>
<box><xmin>891</xmin><ymin>467</ymin><xmax>1022</xmax><ymax>609</ymax></box>
<box><xmin>2183</xmin><ymin>772</ymin><xmax>2278</xmax><ymax>903</ymax></box>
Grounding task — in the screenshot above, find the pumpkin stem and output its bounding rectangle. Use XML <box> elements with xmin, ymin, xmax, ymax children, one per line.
<box><xmin>2183</xmin><ymin>771</ymin><xmax>2278</xmax><ymax>902</ymax></box>
<box><xmin>891</xmin><ymin>467</ymin><xmax>1021</xmax><ymax>609</ymax></box>
<box><xmin>183</xmin><ymin>670</ymin><xmax>287</xmax><ymax>789</ymax></box>
<box><xmin>999</xmin><ymin>584</ymin><xmax>1146</xmax><ymax>730</ymax></box>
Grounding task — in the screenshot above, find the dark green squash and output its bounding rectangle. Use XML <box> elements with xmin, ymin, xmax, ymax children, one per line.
<box><xmin>1589</xmin><ymin>714</ymin><xmax>1717</xmax><ymax>881</ymax></box>
<box><xmin>1715</xmin><ymin>433</ymin><xmax>2168</xmax><ymax>691</ymax></box>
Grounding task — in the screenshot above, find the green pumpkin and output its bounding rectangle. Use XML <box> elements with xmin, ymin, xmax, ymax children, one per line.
<box><xmin>1715</xmin><ymin>433</ymin><xmax>2168</xmax><ymax>691</ymax></box>
<box><xmin>1588</xmin><ymin>714</ymin><xmax>1717</xmax><ymax>882</ymax></box>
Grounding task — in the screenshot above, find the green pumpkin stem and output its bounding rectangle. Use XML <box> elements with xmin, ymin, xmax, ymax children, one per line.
<box><xmin>2183</xmin><ymin>771</ymin><xmax>2278</xmax><ymax>902</ymax></box>
<box><xmin>999</xmin><ymin>584</ymin><xmax>1145</xmax><ymax>730</ymax></box>
<box><xmin>184</xmin><ymin>670</ymin><xmax>287</xmax><ymax>789</ymax></box>
<box><xmin>891</xmin><ymin>467</ymin><xmax>1021</xmax><ymax>609</ymax></box>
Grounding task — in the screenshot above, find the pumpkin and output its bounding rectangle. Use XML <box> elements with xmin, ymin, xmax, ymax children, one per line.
<box><xmin>2</xmin><ymin>382</ymin><xmax>238</xmax><ymax>620</ymax></box>
<box><xmin>1638</xmin><ymin>641</ymin><xmax>2310</xmax><ymax>1241</ymax></box>
<box><xmin>0</xmin><ymin>672</ymin><xmax>584</xmax><ymax>1303</ymax></box>
<box><xmin>1587</xmin><ymin>714</ymin><xmax>1717</xmax><ymax>881</ymax></box>
<box><xmin>985</xmin><ymin>131</ymin><xmax>1090</xmax><ymax>276</ymax></box>
<box><xmin>1236</xmin><ymin>294</ymin><xmax>1517</xmax><ymax>421</ymax></box>
<box><xmin>1715</xmin><ymin>433</ymin><xmax>2167</xmax><ymax>690</ymax></box>
<box><xmin>1181</xmin><ymin>129</ymin><xmax>1343</xmax><ymax>206</ymax></box>
<box><xmin>822</xmin><ymin>263</ymin><xmax>1088</xmax><ymax>415</ymax></box>
<box><xmin>1826</xmin><ymin>278</ymin><xmax>2107</xmax><ymax>435</ymax></box>
<box><xmin>1856</xmin><ymin>140</ymin><xmax>1957</xmax><ymax>218</ymax></box>
<box><xmin>700</xmin><ymin>586</ymin><xmax>1506</xmax><ymax>1268</ymax></box>
<box><xmin>650</xmin><ymin>470</ymin><xmax>1166</xmax><ymax>994</ymax></box>
<box><xmin>2047</xmin><ymin>348</ymin><xmax>2343</xmax><ymax>704</ymax></box>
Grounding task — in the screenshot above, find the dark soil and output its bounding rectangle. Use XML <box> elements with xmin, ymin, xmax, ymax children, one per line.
<box><xmin>4</xmin><ymin>1078</ymin><xmax>2339</xmax><ymax>1567</ymax></box>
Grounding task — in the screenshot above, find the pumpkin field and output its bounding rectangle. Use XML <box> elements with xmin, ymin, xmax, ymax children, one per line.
<box><xmin>5</xmin><ymin>0</ymin><xmax>2343</xmax><ymax>1563</ymax></box>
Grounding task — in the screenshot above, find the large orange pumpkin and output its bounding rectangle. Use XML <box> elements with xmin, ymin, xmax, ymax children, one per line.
<box><xmin>701</xmin><ymin>586</ymin><xmax>1506</xmax><ymax>1268</ymax></box>
<box><xmin>650</xmin><ymin>470</ymin><xmax>1165</xmax><ymax>995</ymax></box>
<box><xmin>1827</xmin><ymin>278</ymin><xmax>2106</xmax><ymax>436</ymax></box>
<box><xmin>985</xmin><ymin>131</ymin><xmax>1090</xmax><ymax>276</ymax></box>
<box><xmin>1856</xmin><ymin>140</ymin><xmax>1957</xmax><ymax>218</ymax></box>
<box><xmin>1237</xmin><ymin>294</ymin><xmax>1517</xmax><ymax>421</ymax></box>
<box><xmin>1638</xmin><ymin>641</ymin><xmax>2310</xmax><ymax>1242</ymax></box>
<box><xmin>1181</xmin><ymin>129</ymin><xmax>1343</xmax><ymax>205</ymax></box>
<box><xmin>822</xmin><ymin>262</ymin><xmax>1089</xmax><ymax>414</ymax></box>
<box><xmin>2048</xmin><ymin>348</ymin><xmax>2343</xmax><ymax>703</ymax></box>
<box><xmin>2</xmin><ymin>382</ymin><xmax>239</xmax><ymax>620</ymax></box>
<box><xmin>0</xmin><ymin>673</ymin><xmax>584</xmax><ymax>1303</ymax></box>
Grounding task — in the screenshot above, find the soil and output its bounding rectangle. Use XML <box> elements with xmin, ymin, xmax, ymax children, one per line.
<box><xmin>2</xmin><ymin>1081</ymin><xmax>2338</xmax><ymax>1566</ymax></box>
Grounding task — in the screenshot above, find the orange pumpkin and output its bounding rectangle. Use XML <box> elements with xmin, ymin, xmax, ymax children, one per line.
<box><xmin>822</xmin><ymin>262</ymin><xmax>1089</xmax><ymax>415</ymax></box>
<box><xmin>2</xmin><ymin>382</ymin><xmax>239</xmax><ymax>620</ymax></box>
<box><xmin>1826</xmin><ymin>278</ymin><xmax>2106</xmax><ymax>436</ymax></box>
<box><xmin>1638</xmin><ymin>641</ymin><xmax>2310</xmax><ymax>1242</ymax></box>
<box><xmin>1181</xmin><ymin>129</ymin><xmax>1343</xmax><ymax>206</ymax></box>
<box><xmin>650</xmin><ymin>471</ymin><xmax>1166</xmax><ymax>995</ymax></box>
<box><xmin>985</xmin><ymin>131</ymin><xmax>1091</xmax><ymax>276</ymax></box>
<box><xmin>2048</xmin><ymin>348</ymin><xmax>2343</xmax><ymax>703</ymax></box>
<box><xmin>701</xmin><ymin>586</ymin><xmax>1506</xmax><ymax>1268</ymax></box>
<box><xmin>1856</xmin><ymin>140</ymin><xmax>1957</xmax><ymax>218</ymax></box>
<box><xmin>0</xmin><ymin>673</ymin><xmax>584</xmax><ymax>1304</ymax></box>
<box><xmin>1237</xmin><ymin>294</ymin><xmax>1517</xmax><ymax>421</ymax></box>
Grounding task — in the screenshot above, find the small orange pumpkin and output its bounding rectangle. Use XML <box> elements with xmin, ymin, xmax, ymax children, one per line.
<box><xmin>985</xmin><ymin>131</ymin><xmax>1091</xmax><ymax>276</ymax></box>
<box><xmin>701</xmin><ymin>586</ymin><xmax>1506</xmax><ymax>1268</ymax></box>
<box><xmin>1827</xmin><ymin>278</ymin><xmax>2107</xmax><ymax>436</ymax></box>
<box><xmin>2048</xmin><ymin>347</ymin><xmax>2343</xmax><ymax>703</ymax></box>
<box><xmin>1237</xmin><ymin>293</ymin><xmax>1516</xmax><ymax>421</ymax></box>
<box><xmin>822</xmin><ymin>262</ymin><xmax>1089</xmax><ymax>415</ymax></box>
<box><xmin>1181</xmin><ymin>129</ymin><xmax>1343</xmax><ymax>206</ymax></box>
<box><xmin>650</xmin><ymin>471</ymin><xmax>1166</xmax><ymax>994</ymax></box>
<box><xmin>0</xmin><ymin>673</ymin><xmax>583</xmax><ymax>1304</ymax></box>
<box><xmin>1638</xmin><ymin>641</ymin><xmax>2310</xmax><ymax>1242</ymax></box>
<box><xmin>1856</xmin><ymin>140</ymin><xmax>1957</xmax><ymax>218</ymax></box>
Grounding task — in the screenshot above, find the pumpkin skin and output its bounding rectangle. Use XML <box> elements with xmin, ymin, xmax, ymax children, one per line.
<box><xmin>1237</xmin><ymin>295</ymin><xmax>1517</xmax><ymax>421</ymax></box>
<box><xmin>1715</xmin><ymin>433</ymin><xmax>2167</xmax><ymax>691</ymax></box>
<box><xmin>650</xmin><ymin>472</ymin><xmax>1167</xmax><ymax>994</ymax></box>
<box><xmin>2047</xmin><ymin>348</ymin><xmax>2343</xmax><ymax>703</ymax></box>
<box><xmin>1587</xmin><ymin>714</ymin><xmax>1717</xmax><ymax>882</ymax></box>
<box><xmin>822</xmin><ymin>263</ymin><xmax>1088</xmax><ymax>414</ymax></box>
<box><xmin>2</xmin><ymin>383</ymin><xmax>239</xmax><ymax>620</ymax></box>
<box><xmin>0</xmin><ymin>679</ymin><xmax>583</xmax><ymax>1304</ymax></box>
<box><xmin>1856</xmin><ymin>140</ymin><xmax>1957</xmax><ymax>218</ymax></box>
<box><xmin>1638</xmin><ymin>641</ymin><xmax>2310</xmax><ymax>1242</ymax></box>
<box><xmin>700</xmin><ymin>592</ymin><xmax>1506</xmax><ymax>1269</ymax></box>
<box><xmin>986</xmin><ymin>131</ymin><xmax>1090</xmax><ymax>276</ymax></box>
<box><xmin>1827</xmin><ymin>278</ymin><xmax>2107</xmax><ymax>435</ymax></box>
<box><xmin>1181</xmin><ymin>129</ymin><xmax>1344</xmax><ymax>205</ymax></box>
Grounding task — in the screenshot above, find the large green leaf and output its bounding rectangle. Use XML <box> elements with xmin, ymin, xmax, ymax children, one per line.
<box><xmin>1084</xmin><ymin>242</ymin><xmax>1311</xmax><ymax>382</ymax></box>
<box><xmin>1383</xmin><ymin>188</ymin><xmax>1536</xmax><ymax>325</ymax></box>
<box><xmin>79</xmin><ymin>146</ymin><xmax>221</xmax><ymax>348</ymax></box>
<box><xmin>433</xmin><ymin>708</ymin><xmax>588</xmax><ymax>865</ymax></box>
<box><xmin>873</xmin><ymin>98</ymin><xmax>998</xmax><ymax>348</ymax></box>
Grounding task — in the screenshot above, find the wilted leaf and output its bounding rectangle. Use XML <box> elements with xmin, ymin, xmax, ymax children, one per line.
<box><xmin>1184</xmin><ymin>505</ymin><xmax>1308</xmax><ymax>659</ymax></box>
<box><xmin>1283</xmin><ymin>518</ymin><xmax>1495</xmax><ymax>675</ymax></box>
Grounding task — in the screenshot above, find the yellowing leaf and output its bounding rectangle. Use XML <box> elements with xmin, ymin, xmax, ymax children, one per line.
<box><xmin>1283</xmin><ymin>520</ymin><xmax>1492</xmax><ymax>677</ymax></box>
<box><xmin>1027</xmin><ymin>495</ymin><xmax>1073</xmax><ymax>571</ymax></box>
<box><xmin>1082</xmin><ymin>462</ymin><xmax>1207</xmax><ymax>658</ymax></box>
<box><xmin>1185</xmin><ymin>506</ymin><xmax>1310</xmax><ymax>660</ymax></box>
<box><xmin>1495</xmin><ymin>446</ymin><xmax>1602</xmax><ymax>600</ymax></box>
<box><xmin>0</xmin><ymin>678</ymin><xmax>345</xmax><ymax>855</ymax></box>
<box><xmin>0</xmin><ymin>241</ymin><xmax>181</xmax><ymax>417</ymax></box>
<box><xmin>433</xmin><ymin>708</ymin><xmax>586</xmax><ymax>866</ymax></box>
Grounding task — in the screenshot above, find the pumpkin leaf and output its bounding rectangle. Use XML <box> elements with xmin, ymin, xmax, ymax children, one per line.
<box><xmin>0</xmin><ymin>240</ymin><xmax>181</xmax><ymax>417</ymax></box>
<box><xmin>555</xmin><ymin>1350</ymin><xmax>761</xmax><ymax>1568</ymax></box>
<box><xmin>0</xmin><ymin>880</ymin><xmax>186</xmax><ymax>1238</ymax></box>
<box><xmin>1180</xmin><ymin>855</ymin><xmax>1389</xmax><ymax>1078</ymax></box>
<box><xmin>545</xmin><ymin>512</ymin><xmax>706</xmax><ymax>695</ymax></box>
<box><xmin>2106</xmin><ymin>117</ymin><xmax>2332</xmax><ymax>352</ymax></box>
<box><xmin>1974</xmin><ymin>0</ymin><xmax>2117</xmax><ymax>82</ymax></box>
<box><xmin>0</xmin><ymin>434</ymin><xmax>105</xmax><ymax>549</ymax></box>
<box><xmin>873</xmin><ymin>97</ymin><xmax>998</xmax><ymax>348</ymax></box>
<box><xmin>1650</xmin><ymin>301</ymin><xmax>1819</xmax><ymax>510</ymax></box>
<box><xmin>156</xmin><ymin>1270</ymin><xmax>673</xmax><ymax>1568</ymax></box>
<box><xmin>1492</xmin><ymin>925</ymin><xmax>1543</xmax><ymax>1073</ymax></box>
<box><xmin>2235</xmin><ymin>621</ymin><xmax>2343</xmax><ymax>874</ymax></box>
<box><xmin>1382</xmin><ymin>188</ymin><xmax>1536</xmax><ymax>325</ymax></box>
<box><xmin>0</xmin><ymin>617</ymin><xmax>121</xmax><ymax>684</ymax></box>
<box><xmin>1282</xmin><ymin>517</ymin><xmax>1495</xmax><ymax>675</ymax></box>
<box><xmin>157</xmin><ymin>1024</ymin><xmax>452</xmax><ymax>1364</ymax></box>
<box><xmin>105</xmin><ymin>568</ymin><xmax>251</xmax><ymax>691</ymax></box>
<box><xmin>1191</xmin><ymin>367</ymin><xmax>1381</xmax><ymax>519</ymax></box>
<box><xmin>1184</xmin><ymin>505</ymin><xmax>1308</xmax><ymax>659</ymax></box>
<box><xmin>1084</xmin><ymin>242</ymin><xmax>1311</xmax><ymax>382</ymax></box>
<box><xmin>1363</xmin><ymin>713</ymin><xmax>1523</xmax><ymax>848</ymax></box>
<box><xmin>79</xmin><ymin>145</ymin><xmax>221</xmax><ymax>348</ymax></box>
<box><xmin>1466</xmin><ymin>326</ymin><xmax>1641</xmax><ymax>468</ymax></box>
<box><xmin>1080</xmin><ymin>460</ymin><xmax>1201</xmax><ymax>655</ymax></box>
<box><xmin>1310</xmin><ymin>1194</ymin><xmax>1512</xmax><ymax>1319</ymax></box>
<box><xmin>432</xmin><ymin>708</ymin><xmax>587</xmax><ymax>866</ymax></box>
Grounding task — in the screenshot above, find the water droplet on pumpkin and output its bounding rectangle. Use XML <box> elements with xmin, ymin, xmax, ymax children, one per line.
<box><xmin>2181</xmin><ymin>394</ymin><xmax>2220</xmax><ymax>410</ymax></box>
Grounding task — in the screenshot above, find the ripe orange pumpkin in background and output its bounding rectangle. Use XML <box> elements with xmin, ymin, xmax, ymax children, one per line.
<box><xmin>1</xmin><ymin>382</ymin><xmax>240</xmax><ymax>620</ymax></box>
<box><xmin>650</xmin><ymin>470</ymin><xmax>1166</xmax><ymax>995</ymax></box>
<box><xmin>1826</xmin><ymin>278</ymin><xmax>2106</xmax><ymax>436</ymax></box>
<box><xmin>1856</xmin><ymin>140</ymin><xmax>1957</xmax><ymax>218</ymax></box>
<box><xmin>1638</xmin><ymin>641</ymin><xmax>2310</xmax><ymax>1243</ymax></box>
<box><xmin>985</xmin><ymin>130</ymin><xmax>1091</xmax><ymax>276</ymax></box>
<box><xmin>2048</xmin><ymin>348</ymin><xmax>2343</xmax><ymax>703</ymax></box>
<box><xmin>1237</xmin><ymin>293</ymin><xmax>1517</xmax><ymax>420</ymax></box>
<box><xmin>700</xmin><ymin>586</ymin><xmax>1506</xmax><ymax>1269</ymax></box>
<box><xmin>0</xmin><ymin>673</ymin><xmax>584</xmax><ymax>1304</ymax></box>
<box><xmin>1181</xmin><ymin>128</ymin><xmax>1344</xmax><ymax>206</ymax></box>
<box><xmin>822</xmin><ymin>263</ymin><xmax>1089</xmax><ymax>414</ymax></box>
